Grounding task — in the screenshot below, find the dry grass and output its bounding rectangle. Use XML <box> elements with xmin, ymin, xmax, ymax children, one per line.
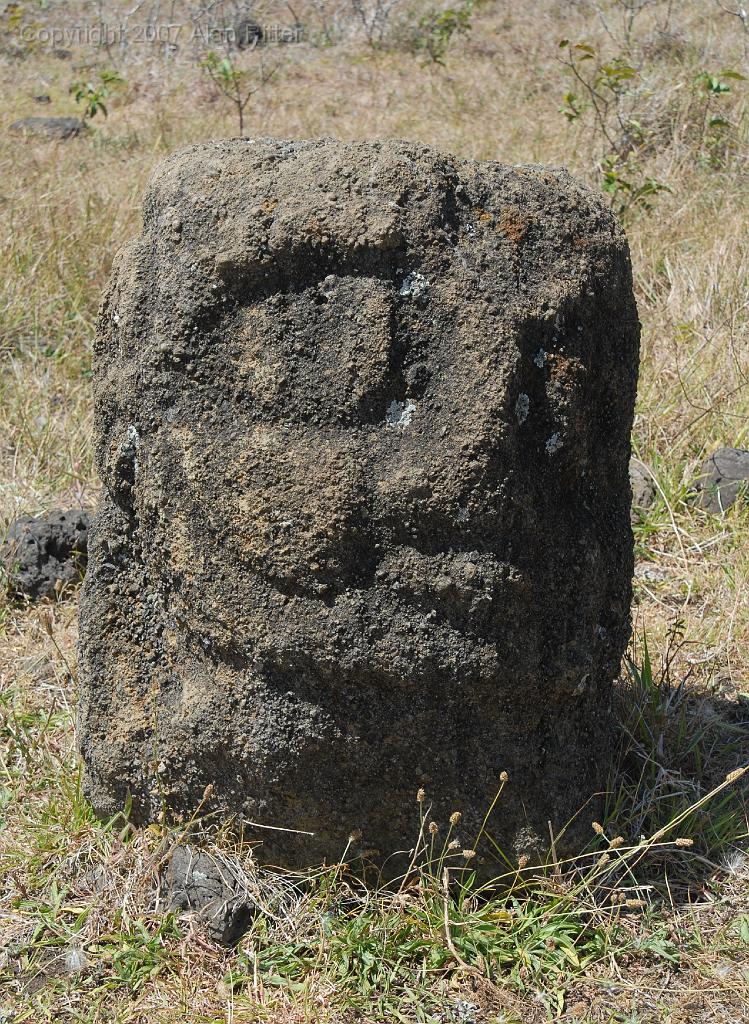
<box><xmin>1</xmin><ymin>0</ymin><xmax>749</xmax><ymax>1020</ymax></box>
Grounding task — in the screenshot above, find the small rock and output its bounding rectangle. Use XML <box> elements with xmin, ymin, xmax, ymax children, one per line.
<box><xmin>693</xmin><ymin>448</ymin><xmax>749</xmax><ymax>513</ymax></box>
<box><xmin>234</xmin><ymin>18</ymin><xmax>264</xmax><ymax>48</ymax></box>
<box><xmin>438</xmin><ymin>999</ymin><xmax>480</xmax><ymax>1024</ymax></box>
<box><xmin>9</xmin><ymin>116</ymin><xmax>86</xmax><ymax>140</ymax></box>
<box><xmin>634</xmin><ymin>562</ymin><xmax>667</xmax><ymax>582</ymax></box>
<box><xmin>2</xmin><ymin>509</ymin><xmax>90</xmax><ymax>600</ymax></box>
<box><xmin>33</xmin><ymin>94</ymin><xmax>52</xmax><ymax>104</ymax></box>
<box><xmin>629</xmin><ymin>457</ymin><xmax>656</xmax><ymax>516</ymax></box>
<box><xmin>165</xmin><ymin>846</ymin><xmax>257</xmax><ymax>946</ymax></box>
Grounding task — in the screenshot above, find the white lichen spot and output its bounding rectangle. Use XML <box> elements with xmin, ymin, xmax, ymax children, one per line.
<box><xmin>456</xmin><ymin>506</ymin><xmax>470</xmax><ymax>523</ymax></box>
<box><xmin>399</xmin><ymin>272</ymin><xmax>429</xmax><ymax>299</ymax></box>
<box><xmin>125</xmin><ymin>425</ymin><xmax>140</xmax><ymax>476</ymax></box>
<box><xmin>515</xmin><ymin>392</ymin><xmax>530</xmax><ymax>424</ymax></box>
<box><xmin>545</xmin><ymin>432</ymin><xmax>563</xmax><ymax>455</ymax></box>
<box><xmin>385</xmin><ymin>399</ymin><xmax>416</xmax><ymax>429</ymax></box>
<box><xmin>533</xmin><ymin>348</ymin><xmax>546</xmax><ymax>368</ymax></box>
<box><xmin>113</xmin><ymin>310</ymin><xmax>120</xmax><ymax>325</ymax></box>
<box><xmin>321</xmin><ymin>274</ymin><xmax>337</xmax><ymax>297</ymax></box>
<box><xmin>572</xmin><ymin>674</ymin><xmax>589</xmax><ymax>697</ymax></box>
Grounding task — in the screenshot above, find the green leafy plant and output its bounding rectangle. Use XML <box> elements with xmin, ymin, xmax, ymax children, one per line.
<box><xmin>600</xmin><ymin>156</ymin><xmax>672</xmax><ymax>210</ymax></box>
<box><xmin>557</xmin><ymin>41</ymin><xmax>638</xmax><ymax>138</ymax></box>
<box><xmin>558</xmin><ymin>37</ymin><xmax>747</xmax><ymax>212</ymax></box>
<box><xmin>199</xmin><ymin>50</ymin><xmax>276</xmax><ymax>137</ymax></box>
<box><xmin>106</xmin><ymin>917</ymin><xmax>182</xmax><ymax>992</ymax></box>
<box><xmin>696</xmin><ymin>70</ymin><xmax>734</xmax><ymax>96</ymax></box>
<box><xmin>69</xmin><ymin>69</ymin><xmax>123</xmax><ymax>120</ymax></box>
<box><xmin>558</xmin><ymin>39</ymin><xmax>670</xmax><ymax>217</ymax></box>
<box><xmin>693</xmin><ymin>68</ymin><xmax>746</xmax><ymax>167</ymax></box>
<box><xmin>411</xmin><ymin>0</ymin><xmax>473</xmax><ymax>65</ymax></box>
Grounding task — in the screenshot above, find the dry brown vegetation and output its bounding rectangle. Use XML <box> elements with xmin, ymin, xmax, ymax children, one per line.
<box><xmin>1</xmin><ymin>0</ymin><xmax>748</xmax><ymax>1021</ymax></box>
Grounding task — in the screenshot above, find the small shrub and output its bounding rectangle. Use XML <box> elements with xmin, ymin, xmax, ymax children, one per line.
<box><xmin>557</xmin><ymin>39</ymin><xmax>745</xmax><ymax>217</ymax></box>
<box><xmin>69</xmin><ymin>69</ymin><xmax>123</xmax><ymax>120</ymax></box>
<box><xmin>692</xmin><ymin>68</ymin><xmax>746</xmax><ymax>167</ymax></box>
<box><xmin>199</xmin><ymin>50</ymin><xmax>277</xmax><ymax>136</ymax></box>
<box><xmin>410</xmin><ymin>0</ymin><xmax>474</xmax><ymax>65</ymax></box>
<box><xmin>558</xmin><ymin>39</ymin><xmax>671</xmax><ymax>216</ymax></box>
<box><xmin>348</xmin><ymin>0</ymin><xmax>404</xmax><ymax>47</ymax></box>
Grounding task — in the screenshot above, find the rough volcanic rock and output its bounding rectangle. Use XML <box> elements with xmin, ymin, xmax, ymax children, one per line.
<box><xmin>78</xmin><ymin>138</ymin><xmax>640</xmax><ymax>870</ymax></box>
<box><xmin>9</xmin><ymin>116</ymin><xmax>86</xmax><ymax>140</ymax></box>
<box><xmin>629</xmin><ymin>457</ymin><xmax>656</xmax><ymax>519</ymax></box>
<box><xmin>693</xmin><ymin>447</ymin><xmax>749</xmax><ymax>513</ymax></box>
<box><xmin>165</xmin><ymin>846</ymin><xmax>256</xmax><ymax>946</ymax></box>
<box><xmin>4</xmin><ymin>509</ymin><xmax>90</xmax><ymax>600</ymax></box>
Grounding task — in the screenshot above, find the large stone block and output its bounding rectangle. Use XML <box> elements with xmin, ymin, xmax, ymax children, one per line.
<box><xmin>78</xmin><ymin>139</ymin><xmax>639</xmax><ymax>869</ymax></box>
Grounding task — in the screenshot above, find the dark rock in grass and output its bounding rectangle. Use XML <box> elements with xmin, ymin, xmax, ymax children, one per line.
<box><xmin>9</xmin><ymin>116</ymin><xmax>86</xmax><ymax>140</ymax></box>
<box><xmin>694</xmin><ymin>447</ymin><xmax>749</xmax><ymax>513</ymax></box>
<box><xmin>3</xmin><ymin>509</ymin><xmax>90</xmax><ymax>600</ymax></box>
<box><xmin>78</xmin><ymin>138</ymin><xmax>640</xmax><ymax>872</ymax></box>
<box><xmin>166</xmin><ymin>846</ymin><xmax>256</xmax><ymax>946</ymax></box>
<box><xmin>33</xmin><ymin>94</ymin><xmax>52</xmax><ymax>104</ymax></box>
<box><xmin>629</xmin><ymin>457</ymin><xmax>656</xmax><ymax>519</ymax></box>
<box><xmin>234</xmin><ymin>18</ymin><xmax>264</xmax><ymax>48</ymax></box>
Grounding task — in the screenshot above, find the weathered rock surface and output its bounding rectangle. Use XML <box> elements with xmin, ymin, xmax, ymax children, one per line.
<box><xmin>693</xmin><ymin>447</ymin><xmax>749</xmax><ymax>513</ymax></box>
<box><xmin>3</xmin><ymin>509</ymin><xmax>90</xmax><ymax>600</ymax></box>
<box><xmin>165</xmin><ymin>846</ymin><xmax>256</xmax><ymax>945</ymax></box>
<box><xmin>9</xmin><ymin>116</ymin><xmax>86</xmax><ymax>140</ymax></box>
<box><xmin>629</xmin><ymin>457</ymin><xmax>656</xmax><ymax>520</ymax></box>
<box><xmin>78</xmin><ymin>138</ymin><xmax>640</xmax><ymax>870</ymax></box>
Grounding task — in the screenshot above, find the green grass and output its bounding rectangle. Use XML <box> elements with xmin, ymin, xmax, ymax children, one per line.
<box><xmin>1</xmin><ymin>625</ymin><xmax>747</xmax><ymax>1022</ymax></box>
